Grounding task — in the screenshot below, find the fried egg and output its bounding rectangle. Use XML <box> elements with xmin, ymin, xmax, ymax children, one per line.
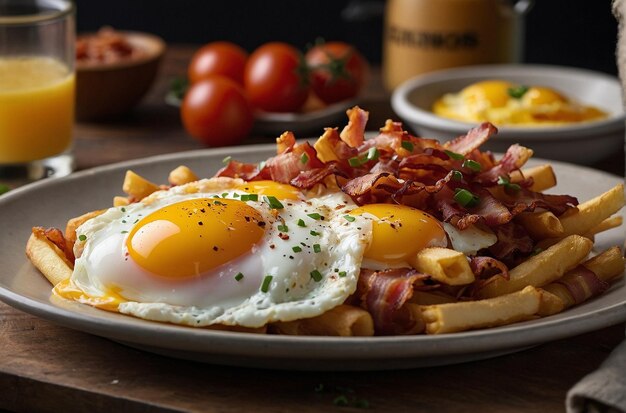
<box><xmin>432</xmin><ymin>80</ymin><xmax>607</xmax><ymax>126</ymax></box>
<box><xmin>57</xmin><ymin>178</ymin><xmax>371</xmax><ymax>328</ymax></box>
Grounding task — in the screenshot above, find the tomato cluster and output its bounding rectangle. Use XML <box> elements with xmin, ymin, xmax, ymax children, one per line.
<box><xmin>181</xmin><ymin>40</ymin><xmax>369</xmax><ymax>147</ymax></box>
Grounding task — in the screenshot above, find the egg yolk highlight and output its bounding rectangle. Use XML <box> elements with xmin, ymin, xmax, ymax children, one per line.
<box><xmin>236</xmin><ymin>180</ymin><xmax>302</xmax><ymax>200</ymax></box>
<box><xmin>127</xmin><ymin>198</ymin><xmax>265</xmax><ymax>278</ymax></box>
<box><xmin>461</xmin><ymin>80</ymin><xmax>513</xmax><ymax>109</ymax></box>
<box><xmin>348</xmin><ymin>204</ymin><xmax>447</xmax><ymax>264</ymax></box>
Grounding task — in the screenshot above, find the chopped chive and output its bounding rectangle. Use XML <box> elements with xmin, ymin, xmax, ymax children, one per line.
<box><xmin>121</xmin><ymin>230</ymin><xmax>128</xmax><ymax>234</ymax></box>
<box><xmin>221</xmin><ymin>192</ymin><xmax>229</xmax><ymax>198</ymax></box>
<box><xmin>401</xmin><ymin>141</ymin><xmax>414</xmax><ymax>152</ymax></box>
<box><xmin>338</xmin><ymin>271</ymin><xmax>347</xmax><ymax>277</ymax></box>
<box><xmin>234</xmin><ymin>272</ymin><xmax>244</xmax><ymax>282</ymax></box>
<box><xmin>233</xmin><ymin>193</ymin><xmax>240</xmax><ymax>198</ymax></box>
<box><xmin>451</xmin><ymin>170</ymin><xmax>463</xmax><ymax>181</ymax></box>
<box><xmin>307</xmin><ymin>213</ymin><xmax>322</xmax><ymax>220</ymax></box>
<box><xmin>454</xmin><ymin>188</ymin><xmax>480</xmax><ymax>208</ymax></box>
<box><xmin>260</xmin><ymin>275</ymin><xmax>273</xmax><ymax>292</ymax></box>
<box><xmin>367</xmin><ymin>147</ymin><xmax>380</xmax><ymax>161</ymax></box>
<box><xmin>444</xmin><ymin>150</ymin><xmax>464</xmax><ymax>160</ymax></box>
<box><xmin>78</xmin><ymin>234</ymin><xmax>87</xmax><ymax>241</ymax></box>
<box><xmin>300</xmin><ymin>152</ymin><xmax>309</xmax><ymax>164</ymax></box>
<box><xmin>343</xmin><ymin>214</ymin><xmax>356</xmax><ymax>222</ymax></box>
<box><xmin>313</xmin><ymin>244</ymin><xmax>321</xmax><ymax>253</ymax></box>
<box><xmin>213</xmin><ymin>200</ymin><xmax>223</xmax><ymax>205</ymax></box>
<box><xmin>292</xmin><ymin>246</ymin><xmax>302</xmax><ymax>253</ymax></box>
<box><xmin>508</xmin><ymin>85</ymin><xmax>529</xmax><ymax>99</ymax></box>
<box><xmin>278</xmin><ymin>224</ymin><xmax>289</xmax><ymax>232</ymax></box>
<box><xmin>121</xmin><ymin>207</ymin><xmax>126</xmax><ymax>212</ymax></box>
<box><xmin>264</xmin><ymin>195</ymin><xmax>284</xmax><ymax>209</ymax></box>
<box><xmin>310</xmin><ymin>270</ymin><xmax>323</xmax><ymax>282</ymax></box>
<box><xmin>497</xmin><ymin>175</ymin><xmax>521</xmax><ymax>193</ymax></box>
<box><xmin>310</xmin><ymin>230</ymin><xmax>320</xmax><ymax>236</ymax></box>
<box><xmin>348</xmin><ymin>157</ymin><xmax>363</xmax><ymax>167</ymax></box>
<box><xmin>297</xmin><ymin>219</ymin><xmax>306</xmax><ymax>227</ymax></box>
<box><xmin>240</xmin><ymin>194</ymin><xmax>259</xmax><ymax>202</ymax></box>
<box><xmin>121</xmin><ymin>220</ymin><xmax>127</xmax><ymax>223</ymax></box>
<box><xmin>222</xmin><ymin>156</ymin><xmax>232</xmax><ymax>164</ymax></box>
<box><xmin>462</xmin><ymin>159</ymin><xmax>482</xmax><ymax>172</ymax></box>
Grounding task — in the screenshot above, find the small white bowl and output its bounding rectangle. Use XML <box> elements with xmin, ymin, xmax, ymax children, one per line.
<box><xmin>391</xmin><ymin>64</ymin><xmax>625</xmax><ymax>164</ymax></box>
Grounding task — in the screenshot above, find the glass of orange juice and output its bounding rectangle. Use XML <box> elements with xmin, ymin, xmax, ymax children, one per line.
<box><xmin>0</xmin><ymin>0</ymin><xmax>75</xmax><ymax>180</ymax></box>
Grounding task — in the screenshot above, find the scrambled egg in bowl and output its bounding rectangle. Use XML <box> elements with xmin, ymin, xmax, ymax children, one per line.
<box><xmin>433</xmin><ymin>80</ymin><xmax>608</xmax><ymax>126</ymax></box>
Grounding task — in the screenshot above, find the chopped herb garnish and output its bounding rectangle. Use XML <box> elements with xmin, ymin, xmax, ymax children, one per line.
<box><xmin>343</xmin><ymin>214</ymin><xmax>356</xmax><ymax>222</ymax></box>
<box><xmin>338</xmin><ymin>271</ymin><xmax>347</xmax><ymax>277</ymax></box>
<box><xmin>292</xmin><ymin>246</ymin><xmax>302</xmax><ymax>253</ymax></box>
<box><xmin>297</xmin><ymin>219</ymin><xmax>306</xmax><ymax>227</ymax></box>
<box><xmin>310</xmin><ymin>269</ymin><xmax>323</xmax><ymax>282</ymax></box>
<box><xmin>240</xmin><ymin>194</ymin><xmax>259</xmax><ymax>202</ymax></box>
<box><xmin>78</xmin><ymin>234</ymin><xmax>87</xmax><ymax>241</ymax></box>
<box><xmin>300</xmin><ymin>152</ymin><xmax>309</xmax><ymax>164</ymax></box>
<box><xmin>401</xmin><ymin>141</ymin><xmax>414</xmax><ymax>152</ymax></box>
<box><xmin>221</xmin><ymin>192</ymin><xmax>229</xmax><ymax>198</ymax></box>
<box><xmin>497</xmin><ymin>175</ymin><xmax>521</xmax><ymax>193</ymax></box>
<box><xmin>462</xmin><ymin>159</ymin><xmax>482</xmax><ymax>172</ymax></box>
<box><xmin>367</xmin><ymin>147</ymin><xmax>380</xmax><ymax>161</ymax></box>
<box><xmin>121</xmin><ymin>207</ymin><xmax>126</xmax><ymax>212</ymax></box>
<box><xmin>234</xmin><ymin>272</ymin><xmax>244</xmax><ymax>282</ymax></box>
<box><xmin>222</xmin><ymin>155</ymin><xmax>232</xmax><ymax>164</ymax></box>
<box><xmin>310</xmin><ymin>230</ymin><xmax>320</xmax><ymax>236</ymax></box>
<box><xmin>307</xmin><ymin>213</ymin><xmax>322</xmax><ymax>220</ymax></box>
<box><xmin>278</xmin><ymin>224</ymin><xmax>289</xmax><ymax>232</ymax></box>
<box><xmin>0</xmin><ymin>184</ymin><xmax>10</xmax><ymax>195</ymax></box>
<box><xmin>454</xmin><ymin>188</ymin><xmax>480</xmax><ymax>208</ymax></box>
<box><xmin>508</xmin><ymin>85</ymin><xmax>529</xmax><ymax>99</ymax></box>
<box><xmin>260</xmin><ymin>275</ymin><xmax>273</xmax><ymax>292</ymax></box>
<box><xmin>121</xmin><ymin>230</ymin><xmax>128</xmax><ymax>234</ymax></box>
<box><xmin>348</xmin><ymin>156</ymin><xmax>363</xmax><ymax>167</ymax></box>
<box><xmin>444</xmin><ymin>150</ymin><xmax>464</xmax><ymax>160</ymax></box>
<box><xmin>313</xmin><ymin>244</ymin><xmax>321</xmax><ymax>253</ymax></box>
<box><xmin>451</xmin><ymin>170</ymin><xmax>463</xmax><ymax>181</ymax></box>
<box><xmin>264</xmin><ymin>195</ymin><xmax>284</xmax><ymax>209</ymax></box>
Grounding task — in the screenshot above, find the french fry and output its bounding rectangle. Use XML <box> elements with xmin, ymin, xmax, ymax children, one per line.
<box><xmin>168</xmin><ymin>165</ymin><xmax>199</xmax><ymax>186</ymax></box>
<box><xmin>421</xmin><ymin>286</ymin><xmax>543</xmax><ymax>334</ymax></box>
<box><xmin>65</xmin><ymin>209</ymin><xmax>105</xmax><ymax>244</ymax></box>
<box><xmin>560</xmin><ymin>183</ymin><xmax>625</xmax><ymax>237</ymax></box>
<box><xmin>122</xmin><ymin>170</ymin><xmax>160</xmax><ymax>200</ymax></box>
<box><xmin>270</xmin><ymin>305</ymin><xmax>374</xmax><ymax>336</ymax></box>
<box><xmin>113</xmin><ymin>196</ymin><xmax>130</xmax><ymax>207</ymax></box>
<box><xmin>510</xmin><ymin>164</ymin><xmax>556</xmax><ymax>192</ymax></box>
<box><xmin>475</xmin><ymin>235</ymin><xmax>593</xmax><ymax>299</ymax></box>
<box><xmin>542</xmin><ymin>247</ymin><xmax>625</xmax><ymax>311</ymax></box>
<box><xmin>516</xmin><ymin>211</ymin><xmax>564</xmax><ymax>240</ymax></box>
<box><xmin>25</xmin><ymin>231</ymin><xmax>72</xmax><ymax>286</ymax></box>
<box><xmin>585</xmin><ymin>215</ymin><xmax>623</xmax><ymax>237</ymax></box>
<box><xmin>410</xmin><ymin>247</ymin><xmax>475</xmax><ymax>285</ymax></box>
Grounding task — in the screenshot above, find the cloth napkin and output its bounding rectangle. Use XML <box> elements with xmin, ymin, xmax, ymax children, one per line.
<box><xmin>566</xmin><ymin>336</ymin><xmax>626</xmax><ymax>413</ymax></box>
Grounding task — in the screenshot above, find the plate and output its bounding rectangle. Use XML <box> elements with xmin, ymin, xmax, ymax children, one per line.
<box><xmin>0</xmin><ymin>145</ymin><xmax>624</xmax><ymax>371</ymax></box>
<box><xmin>166</xmin><ymin>90</ymin><xmax>356</xmax><ymax>136</ymax></box>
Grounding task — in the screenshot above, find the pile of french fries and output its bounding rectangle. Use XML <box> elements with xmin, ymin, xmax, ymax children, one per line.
<box><xmin>27</xmin><ymin>159</ymin><xmax>625</xmax><ymax>336</ymax></box>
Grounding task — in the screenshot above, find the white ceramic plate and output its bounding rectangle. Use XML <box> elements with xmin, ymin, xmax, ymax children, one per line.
<box><xmin>391</xmin><ymin>64</ymin><xmax>625</xmax><ymax>164</ymax></box>
<box><xmin>0</xmin><ymin>145</ymin><xmax>624</xmax><ymax>371</ymax></box>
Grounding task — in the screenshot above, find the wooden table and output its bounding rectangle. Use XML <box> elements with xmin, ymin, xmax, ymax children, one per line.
<box><xmin>1</xmin><ymin>45</ymin><xmax>624</xmax><ymax>413</ymax></box>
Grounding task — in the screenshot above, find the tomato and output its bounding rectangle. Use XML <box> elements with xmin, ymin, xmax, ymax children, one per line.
<box><xmin>188</xmin><ymin>41</ymin><xmax>248</xmax><ymax>85</ymax></box>
<box><xmin>305</xmin><ymin>41</ymin><xmax>369</xmax><ymax>104</ymax></box>
<box><xmin>181</xmin><ymin>76</ymin><xmax>254</xmax><ymax>147</ymax></box>
<box><xmin>244</xmin><ymin>42</ymin><xmax>310</xmax><ymax>113</ymax></box>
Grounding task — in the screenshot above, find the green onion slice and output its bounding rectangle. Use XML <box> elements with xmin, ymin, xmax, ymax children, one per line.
<box><xmin>454</xmin><ymin>188</ymin><xmax>480</xmax><ymax>208</ymax></box>
<box><xmin>260</xmin><ymin>275</ymin><xmax>273</xmax><ymax>292</ymax></box>
<box><xmin>444</xmin><ymin>150</ymin><xmax>464</xmax><ymax>160</ymax></box>
<box><xmin>264</xmin><ymin>195</ymin><xmax>284</xmax><ymax>209</ymax></box>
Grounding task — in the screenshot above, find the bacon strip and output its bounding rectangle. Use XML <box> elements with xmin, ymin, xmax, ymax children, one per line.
<box><xmin>443</xmin><ymin>122</ymin><xmax>498</xmax><ymax>155</ymax></box>
<box><xmin>340</xmin><ymin>106</ymin><xmax>368</xmax><ymax>148</ymax></box>
<box><xmin>555</xmin><ymin>265</ymin><xmax>610</xmax><ymax>305</ymax></box>
<box><xmin>357</xmin><ymin>268</ymin><xmax>429</xmax><ymax>335</ymax></box>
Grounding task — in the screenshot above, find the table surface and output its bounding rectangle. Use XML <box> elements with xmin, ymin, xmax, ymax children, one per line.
<box><xmin>1</xmin><ymin>45</ymin><xmax>625</xmax><ymax>413</ymax></box>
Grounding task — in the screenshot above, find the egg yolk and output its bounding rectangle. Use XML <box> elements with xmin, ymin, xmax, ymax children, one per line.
<box><xmin>461</xmin><ymin>80</ymin><xmax>513</xmax><ymax>109</ymax></box>
<box><xmin>236</xmin><ymin>180</ymin><xmax>302</xmax><ymax>200</ymax></box>
<box><xmin>521</xmin><ymin>86</ymin><xmax>566</xmax><ymax>106</ymax></box>
<box><xmin>348</xmin><ymin>204</ymin><xmax>447</xmax><ymax>264</ymax></box>
<box><xmin>127</xmin><ymin>198</ymin><xmax>265</xmax><ymax>279</ymax></box>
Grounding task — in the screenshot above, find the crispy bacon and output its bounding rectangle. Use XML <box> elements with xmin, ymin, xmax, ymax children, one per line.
<box><xmin>290</xmin><ymin>162</ymin><xmax>346</xmax><ymax>189</ymax></box>
<box><xmin>33</xmin><ymin>226</ymin><xmax>75</xmax><ymax>263</ymax></box>
<box><xmin>215</xmin><ymin>160</ymin><xmax>264</xmax><ymax>181</ymax></box>
<box><xmin>469</xmin><ymin>256</ymin><xmax>510</xmax><ymax>280</ymax></box>
<box><xmin>357</xmin><ymin>268</ymin><xmax>430</xmax><ymax>335</ymax></box>
<box><xmin>443</xmin><ymin>122</ymin><xmax>498</xmax><ymax>155</ymax></box>
<box><xmin>488</xmin><ymin>222</ymin><xmax>534</xmax><ymax>265</ymax></box>
<box><xmin>340</xmin><ymin>106</ymin><xmax>368</xmax><ymax>148</ymax></box>
<box><xmin>554</xmin><ymin>265</ymin><xmax>609</xmax><ymax>305</ymax></box>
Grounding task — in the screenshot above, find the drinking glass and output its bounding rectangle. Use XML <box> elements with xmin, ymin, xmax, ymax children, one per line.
<box><xmin>0</xmin><ymin>0</ymin><xmax>75</xmax><ymax>180</ymax></box>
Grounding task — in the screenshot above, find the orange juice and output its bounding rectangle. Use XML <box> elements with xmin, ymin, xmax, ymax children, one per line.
<box><xmin>0</xmin><ymin>57</ymin><xmax>74</xmax><ymax>163</ymax></box>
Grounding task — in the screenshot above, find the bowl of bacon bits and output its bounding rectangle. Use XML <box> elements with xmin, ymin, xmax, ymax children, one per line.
<box><xmin>76</xmin><ymin>27</ymin><xmax>166</xmax><ymax>120</ymax></box>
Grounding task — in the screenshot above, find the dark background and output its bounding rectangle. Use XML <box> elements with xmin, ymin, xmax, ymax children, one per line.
<box><xmin>75</xmin><ymin>0</ymin><xmax>619</xmax><ymax>75</ymax></box>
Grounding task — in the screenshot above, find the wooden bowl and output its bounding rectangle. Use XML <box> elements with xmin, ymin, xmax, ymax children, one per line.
<box><xmin>75</xmin><ymin>31</ymin><xmax>166</xmax><ymax>121</ymax></box>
